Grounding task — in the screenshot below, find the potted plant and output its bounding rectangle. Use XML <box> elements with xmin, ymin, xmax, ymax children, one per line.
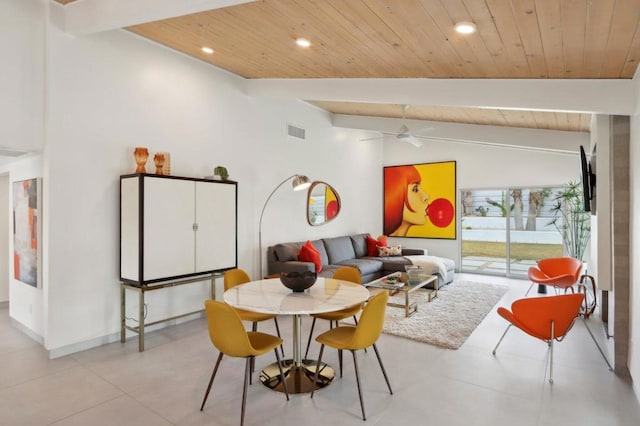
<box><xmin>547</xmin><ymin>180</ymin><xmax>590</xmax><ymax>261</ymax></box>
<box><xmin>213</xmin><ymin>166</ymin><xmax>229</xmax><ymax>181</ymax></box>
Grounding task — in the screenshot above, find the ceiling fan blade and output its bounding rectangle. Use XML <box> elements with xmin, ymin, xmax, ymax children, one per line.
<box><xmin>360</xmin><ymin>136</ymin><xmax>384</xmax><ymax>141</ymax></box>
<box><xmin>397</xmin><ymin>124</ymin><xmax>409</xmax><ymax>135</ymax></box>
<box><xmin>397</xmin><ymin>134</ymin><xmax>424</xmax><ymax>147</ymax></box>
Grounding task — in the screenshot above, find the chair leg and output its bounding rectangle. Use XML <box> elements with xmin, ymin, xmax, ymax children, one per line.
<box><xmin>200</xmin><ymin>352</ymin><xmax>223</xmax><ymax>411</ymax></box>
<box><xmin>492</xmin><ymin>324</ymin><xmax>512</xmax><ymax>355</ymax></box>
<box><xmin>273</xmin><ymin>317</ymin><xmax>285</xmax><ymax>358</ymax></box>
<box><xmin>274</xmin><ymin>348</ymin><xmax>290</xmax><ymax>400</ymax></box>
<box><xmin>372</xmin><ymin>343</ymin><xmax>392</xmax><ymax>394</ymax></box>
<box><xmin>241</xmin><ymin>357</ymin><xmax>251</xmax><ymax>426</ymax></box>
<box><xmin>549</xmin><ymin>321</ymin><xmax>555</xmax><ymax>384</ymax></box>
<box><xmin>351</xmin><ymin>350</ymin><xmax>366</xmax><ymax>421</ymax></box>
<box><xmin>338</xmin><ymin>349</ymin><xmax>343</xmax><ymax>378</ymax></box>
<box><xmin>525</xmin><ymin>282</ymin><xmax>534</xmax><ymax>296</ymax></box>
<box><xmin>249</xmin><ymin>356</ymin><xmax>254</xmax><ymax>385</ymax></box>
<box><xmin>583</xmin><ymin>318</ymin><xmax>614</xmax><ymax>371</ymax></box>
<box><xmin>304</xmin><ymin>317</ymin><xmax>317</xmax><ymax>360</ymax></box>
<box><xmin>353</xmin><ymin>316</ymin><xmax>367</xmax><ymax>354</ymax></box>
<box><xmin>250</xmin><ymin>323</ymin><xmax>257</xmax><ymax>375</ymax></box>
<box><xmin>310</xmin><ymin>344</ymin><xmax>325</xmax><ymax>398</ymax></box>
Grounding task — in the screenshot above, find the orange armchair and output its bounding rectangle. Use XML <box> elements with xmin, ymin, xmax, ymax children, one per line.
<box><xmin>493</xmin><ymin>293</ymin><xmax>612</xmax><ymax>383</ymax></box>
<box><xmin>527</xmin><ymin>257</ymin><xmax>583</xmax><ymax>295</ymax></box>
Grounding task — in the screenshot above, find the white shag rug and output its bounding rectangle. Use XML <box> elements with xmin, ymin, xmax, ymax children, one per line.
<box><xmin>381</xmin><ymin>280</ymin><xmax>508</xmax><ymax>349</ymax></box>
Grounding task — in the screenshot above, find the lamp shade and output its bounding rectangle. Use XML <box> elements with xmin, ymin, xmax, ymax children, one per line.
<box><xmin>292</xmin><ymin>175</ymin><xmax>311</xmax><ymax>191</ymax></box>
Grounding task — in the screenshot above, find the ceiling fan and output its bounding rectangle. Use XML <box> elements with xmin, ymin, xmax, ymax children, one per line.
<box><xmin>360</xmin><ymin>105</ymin><xmax>433</xmax><ymax>147</ymax></box>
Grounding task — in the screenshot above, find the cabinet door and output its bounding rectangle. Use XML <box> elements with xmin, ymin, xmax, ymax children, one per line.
<box><xmin>195</xmin><ymin>181</ymin><xmax>237</xmax><ymax>272</ymax></box>
<box><xmin>143</xmin><ymin>177</ymin><xmax>195</xmax><ymax>280</ymax></box>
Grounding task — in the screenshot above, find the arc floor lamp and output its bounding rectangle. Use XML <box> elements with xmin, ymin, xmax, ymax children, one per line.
<box><xmin>258</xmin><ymin>174</ymin><xmax>311</xmax><ymax>278</ymax></box>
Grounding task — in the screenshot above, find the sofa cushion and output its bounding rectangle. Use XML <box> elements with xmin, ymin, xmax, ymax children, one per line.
<box><xmin>350</xmin><ymin>233</ymin><xmax>368</xmax><ymax>258</ymax></box>
<box><xmin>298</xmin><ymin>240</ymin><xmax>322</xmax><ymax>272</ymax></box>
<box><xmin>274</xmin><ymin>242</ymin><xmax>303</xmax><ymax>262</ymax></box>
<box><xmin>310</xmin><ymin>239</ymin><xmax>329</xmax><ymax>266</ymax></box>
<box><xmin>338</xmin><ymin>258</ymin><xmax>384</xmax><ymax>276</ymax></box>
<box><xmin>380</xmin><ymin>256</ymin><xmax>413</xmax><ymax>272</ymax></box>
<box><xmin>324</xmin><ymin>236</ymin><xmax>356</xmax><ymax>265</ymax></box>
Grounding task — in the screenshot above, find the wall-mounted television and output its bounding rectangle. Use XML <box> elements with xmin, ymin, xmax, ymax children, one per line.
<box><xmin>579</xmin><ymin>145</ymin><xmax>596</xmax><ymax>214</ymax></box>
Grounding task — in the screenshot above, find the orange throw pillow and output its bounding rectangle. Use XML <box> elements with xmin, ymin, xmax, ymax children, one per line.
<box><xmin>298</xmin><ymin>240</ymin><xmax>322</xmax><ymax>272</ymax></box>
<box><xmin>366</xmin><ymin>235</ymin><xmax>389</xmax><ymax>257</ymax></box>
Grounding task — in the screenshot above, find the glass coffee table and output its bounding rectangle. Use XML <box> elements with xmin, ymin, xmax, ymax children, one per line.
<box><xmin>365</xmin><ymin>272</ymin><xmax>438</xmax><ymax>317</ymax></box>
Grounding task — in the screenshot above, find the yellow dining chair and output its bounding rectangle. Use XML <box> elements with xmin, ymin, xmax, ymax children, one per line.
<box><xmin>224</xmin><ymin>268</ymin><xmax>284</xmax><ymax>357</ymax></box>
<box><xmin>304</xmin><ymin>266</ymin><xmax>365</xmax><ymax>359</ymax></box>
<box><xmin>310</xmin><ymin>291</ymin><xmax>392</xmax><ymax>421</ymax></box>
<box><xmin>200</xmin><ymin>300</ymin><xmax>289</xmax><ymax>426</ymax></box>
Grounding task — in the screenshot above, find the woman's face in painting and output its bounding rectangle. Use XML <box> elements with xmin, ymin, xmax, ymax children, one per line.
<box><xmin>402</xmin><ymin>182</ymin><xmax>429</xmax><ymax>225</ymax></box>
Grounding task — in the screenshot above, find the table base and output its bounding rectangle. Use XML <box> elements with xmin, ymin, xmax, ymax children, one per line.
<box><xmin>259</xmin><ymin>359</ymin><xmax>334</xmax><ymax>394</ymax></box>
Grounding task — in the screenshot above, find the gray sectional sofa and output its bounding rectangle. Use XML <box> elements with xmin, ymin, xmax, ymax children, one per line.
<box><xmin>267</xmin><ymin>233</ymin><xmax>455</xmax><ymax>287</ymax></box>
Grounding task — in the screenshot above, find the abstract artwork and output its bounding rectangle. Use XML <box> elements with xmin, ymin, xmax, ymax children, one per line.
<box><xmin>13</xmin><ymin>178</ymin><xmax>41</xmax><ymax>287</ymax></box>
<box><xmin>384</xmin><ymin>161</ymin><xmax>456</xmax><ymax>239</ymax></box>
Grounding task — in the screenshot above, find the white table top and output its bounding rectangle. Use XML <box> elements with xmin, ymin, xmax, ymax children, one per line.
<box><xmin>223</xmin><ymin>278</ymin><xmax>370</xmax><ymax>315</ymax></box>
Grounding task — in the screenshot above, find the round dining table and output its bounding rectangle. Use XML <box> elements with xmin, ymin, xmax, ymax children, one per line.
<box><xmin>223</xmin><ymin>277</ymin><xmax>370</xmax><ymax>394</ymax></box>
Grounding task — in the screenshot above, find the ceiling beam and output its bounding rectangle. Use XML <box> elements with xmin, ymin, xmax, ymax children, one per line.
<box><xmin>55</xmin><ymin>0</ymin><xmax>257</xmax><ymax>35</ymax></box>
<box><xmin>334</xmin><ymin>114</ymin><xmax>589</xmax><ymax>154</ymax></box>
<box><xmin>246</xmin><ymin>78</ymin><xmax>635</xmax><ymax>115</ymax></box>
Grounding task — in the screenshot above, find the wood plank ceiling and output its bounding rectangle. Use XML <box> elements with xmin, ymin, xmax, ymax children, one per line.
<box><xmin>57</xmin><ymin>0</ymin><xmax>640</xmax><ymax>133</ymax></box>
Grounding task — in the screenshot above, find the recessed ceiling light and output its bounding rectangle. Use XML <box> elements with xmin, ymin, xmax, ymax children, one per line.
<box><xmin>295</xmin><ymin>38</ymin><xmax>311</xmax><ymax>48</ymax></box>
<box><xmin>201</xmin><ymin>46</ymin><xmax>214</xmax><ymax>54</ymax></box>
<box><xmin>454</xmin><ymin>21</ymin><xmax>477</xmax><ymax>34</ymax></box>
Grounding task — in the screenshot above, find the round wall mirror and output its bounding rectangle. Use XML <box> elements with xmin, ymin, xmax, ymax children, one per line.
<box><xmin>307</xmin><ymin>181</ymin><xmax>341</xmax><ymax>226</ymax></box>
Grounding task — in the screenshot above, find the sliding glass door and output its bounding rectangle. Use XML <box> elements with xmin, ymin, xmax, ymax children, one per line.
<box><xmin>461</xmin><ymin>187</ymin><xmax>563</xmax><ymax>277</ymax></box>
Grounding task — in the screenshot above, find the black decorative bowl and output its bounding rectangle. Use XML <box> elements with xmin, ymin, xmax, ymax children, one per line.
<box><xmin>279</xmin><ymin>271</ymin><xmax>318</xmax><ymax>292</ymax></box>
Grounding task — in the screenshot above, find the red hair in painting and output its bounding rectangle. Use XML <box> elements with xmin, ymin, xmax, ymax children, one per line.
<box><xmin>384</xmin><ymin>166</ymin><xmax>421</xmax><ymax>235</ymax></box>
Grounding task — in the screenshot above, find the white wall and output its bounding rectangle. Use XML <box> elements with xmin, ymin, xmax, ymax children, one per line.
<box><xmin>0</xmin><ymin>0</ymin><xmax>46</xmax><ymax>331</ymax></box>
<box><xmin>0</xmin><ymin>0</ymin><xmax>44</xmax><ymax>154</ymax></box>
<box><xmin>383</xmin><ymin>140</ymin><xmax>579</xmax><ymax>261</ymax></box>
<box><xmin>0</xmin><ymin>174</ymin><xmax>9</xmax><ymax>302</ymax></box>
<box><xmin>629</xmin><ymin>79</ymin><xmax>640</xmax><ymax>399</ymax></box>
<box><xmin>42</xmin><ymin>21</ymin><xmax>381</xmax><ymax>352</ymax></box>
<box><xmin>591</xmin><ymin>115</ymin><xmax>612</xmax><ymax>292</ymax></box>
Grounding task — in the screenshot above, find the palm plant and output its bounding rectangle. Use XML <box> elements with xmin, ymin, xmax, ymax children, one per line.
<box><xmin>547</xmin><ymin>181</ymin><xmax>591</xmax><ymax>260</ymax></box>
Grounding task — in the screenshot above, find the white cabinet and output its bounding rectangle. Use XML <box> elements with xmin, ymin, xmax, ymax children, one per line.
<box><xmin>120</xmin><ymin>174</ymin><xmax>237</xmax><ymax>285</ymax></box>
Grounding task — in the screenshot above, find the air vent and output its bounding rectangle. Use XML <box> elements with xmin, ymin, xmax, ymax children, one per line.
<box><xmin>287</xmin><ymin>123</ymin><xmax>306</xmax><ymax>140</ymax></box>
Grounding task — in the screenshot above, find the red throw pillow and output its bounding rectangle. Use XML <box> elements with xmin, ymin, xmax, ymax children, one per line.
<box><xmin>366</xmin><ymin>235</ymin><xmax>379</xmax><ymax>257</ymax></box>
<box><xmin>298</xmin><ymin>240</ymin><xmax>322</xmax><ymax>272</ymax></box>
<box><xmin>366</xmin><ymin>235</ymin><xmax>389</xmax><ymax>257</ymax></box>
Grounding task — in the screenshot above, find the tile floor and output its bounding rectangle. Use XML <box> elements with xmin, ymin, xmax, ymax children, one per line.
<box><xmin>1</xmin><ymin>273</ymin><xmax>639</xmax><ymax>425</ymax></box>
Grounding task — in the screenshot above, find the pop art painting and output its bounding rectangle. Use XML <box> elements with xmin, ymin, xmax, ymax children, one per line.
<box><xmin>384</xmin><ymin>162</ymin><xmax>456</xmax><ymax>239</ymax></box>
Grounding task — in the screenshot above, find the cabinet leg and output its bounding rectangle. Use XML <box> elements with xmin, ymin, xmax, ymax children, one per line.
<box><xmin>120</xmin><ymin>284</ymin><xmax>126</xmax><ymax>343</ymax></box>
<box><xmin>138</xmin><ymin>290</ymin><xmax>145</xmax><ymax>352</ymax></box>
